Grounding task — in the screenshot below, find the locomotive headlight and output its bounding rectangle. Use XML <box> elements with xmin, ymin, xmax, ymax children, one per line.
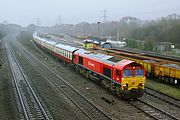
<box><xmin>123</xmin><ymin>84</ymin><xmax>128</xmax><ymax>90</ymax></box>
<box><xmin>139</xmin><ymin>83</ymin><xmax>144</xmax><ymax>87</ymax></box>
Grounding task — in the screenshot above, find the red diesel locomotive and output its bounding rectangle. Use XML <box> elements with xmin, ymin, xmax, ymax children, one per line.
<box><xmin>33</xmin><ymin>33</ymin><xmax>146</xmax><ymax>99</ymax></box>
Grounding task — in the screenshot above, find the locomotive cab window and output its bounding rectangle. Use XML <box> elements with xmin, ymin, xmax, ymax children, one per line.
<box><xmin>123</xmin><ymin>69</ymin><xmax>132</xmax><ymax>77</ymax></box>
<box><xmin>135</xmin><ymin>69</ymin><xmax>144</xmax><ymax>76</ymax></box>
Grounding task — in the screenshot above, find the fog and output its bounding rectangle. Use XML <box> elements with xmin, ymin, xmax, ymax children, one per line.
<box><xmin>0</xmin><ymin>0</ymin><xmax>180</xmax><ymax>26</ymax></box>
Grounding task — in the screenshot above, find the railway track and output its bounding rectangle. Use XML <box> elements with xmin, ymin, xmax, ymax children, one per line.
<box><xmin>15</xmin><ymin>39</ymin><xmax>180</xmax><ymax>120</ymax></box>
<box><xmin>145</xmin><ymin>87</ymin><xmax>180</xmax><ymax>108</ymax></box>
<box><xmin>15</xmin><ymin>42</ymin><xmax>112</xmax><ymax>120</ymax></box>
<box><xmin>6</xmin><ymin>44</ymin><xmax>53</xmax><ymax>120</ymax></box>
<box><xmin>129</xmin><ymin>98</ymin><xmax>179</xmax><ymax>120</ymax></box>
<box><xmin>128</xmin><ymin>86</ymin><xmax>180</xmax><ymax>120</ymax></box>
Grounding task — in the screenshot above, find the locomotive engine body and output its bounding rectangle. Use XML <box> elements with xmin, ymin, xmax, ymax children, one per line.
<box><xmin>73</xmin><ymin>49</ymin><xmax>145</xmax><ymax>99</ymax></box>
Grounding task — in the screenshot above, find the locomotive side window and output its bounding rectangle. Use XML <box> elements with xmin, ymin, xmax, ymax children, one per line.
<box><xmin>103</xmin><ymin>67</ymin><xmax>112</xmax><ymax>78</ymax></box>
<box><xmin>79</xmin><ymin>56</ymin><xmax>83</xmax><ymax>65</ymax></box>
<box><xmin>123</xmin><ymin>69</ymin><xmax>132</xmax><ymax>77</ymax></box>
<box><xmin>116</xmin><ymin>70</ymin><xmax>120</xmax><ymax>76</ymax></box>
<box><xmin>135</xmin><ymin>69</ymin><xmax>144</xmax><ymax>76</ymax></box>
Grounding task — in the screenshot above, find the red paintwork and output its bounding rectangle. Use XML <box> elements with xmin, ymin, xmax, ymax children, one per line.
<box><xmin>83</xmin><ymin>57</ymin><xmax>102</xmax><ymax>73</ymax></box>
<box><xmin>74</xmin><ymin>53</ymin><xmax>123</xmax><ymax>84</ymax></box>
<box><xmin>73</xmin><ymin>53</ymin><xmax>145</xmax><ymax>84</ymax></box>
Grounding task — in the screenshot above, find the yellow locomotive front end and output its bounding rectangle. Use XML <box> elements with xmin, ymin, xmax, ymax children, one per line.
<box><xmin>120</xmin><ymin>63</ymin><xmax>146</xmax><ymax>99</ymax></box>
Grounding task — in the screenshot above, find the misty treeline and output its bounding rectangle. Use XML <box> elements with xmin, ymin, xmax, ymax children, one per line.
<box><xmin>43</xmin><ymin>13</ymin><xmax>180</xmax><ymax>49</ymax></box>
<box><xmin>1</xmin><ymin>14</ymin><xmax>180</xmax><ymax>50</ymax></box>
<box><xmin>17</xmin><ymin>31</ymin><xmax>33</xmax><ymax>41</ymax></box>
<box><xmin>0</xmin><ymin>23</ymin><xmax>21</xmax><ymax>39</ymax></box>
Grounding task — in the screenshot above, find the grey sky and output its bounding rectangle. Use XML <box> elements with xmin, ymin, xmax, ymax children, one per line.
<box><xmin>1</xmin><ymin>0</ymin><xmax>180</xmax><ymax>26</ymax></box>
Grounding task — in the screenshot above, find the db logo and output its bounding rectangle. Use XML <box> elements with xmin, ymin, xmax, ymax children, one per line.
<box><xmin>132</xmin><ymin>79</ymin><xmax>135</xmax><ymax>84</ymax></box>
<box><xmin>88</xmin><ymin>61</ymin><xmax>95</xmax><ymax>67</ymax></box>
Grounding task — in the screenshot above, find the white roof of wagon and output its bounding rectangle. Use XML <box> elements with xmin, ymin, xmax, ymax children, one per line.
<box><xmin>55</xmin><ymin>43</ymin><xmax>78</xmax><ymax>52</ymax></box>
<box><xmin>33</xmin><ymin>34</ymin><xmax>46</xmax><ymax>42</ymax></box>
<box><xmin>33</xmin><ymin>34</ymin><xmax>57</xmax><ymax>45</ymax></box>
<box><xmin>45</xmin><ymin>40</ymin><xmax>57</xmax><ymax>45</ymax></box>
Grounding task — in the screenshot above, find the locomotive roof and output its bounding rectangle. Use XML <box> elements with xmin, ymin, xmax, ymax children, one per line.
<box><xmin>55</xmin><ymin>43</ymin><xmax>78</xmax><ymax>52</ymax></box>
<box><xmin>115</xmin><ymin>59</ymin><xmax>134</xmax><ymax>69</ymax></box>
<box><xmin>75</xmin><ymin>49</ymin><xmax>135</xmax><ymax>68</ymax></box>
<box><xmin>75</xmin><ymin>49</ymin><xmax>124</xmax><ymax>65</ymax></box>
